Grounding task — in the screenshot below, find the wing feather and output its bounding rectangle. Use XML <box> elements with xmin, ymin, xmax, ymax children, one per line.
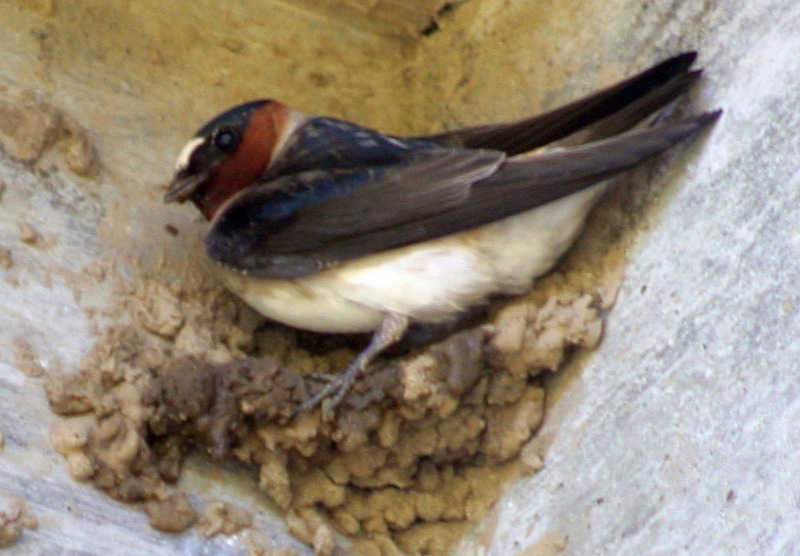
<box><xmin>206</xmin><ymin>112</ymin><xmax>719</xmax><ymax>279</ymax></box>
<box><xmin>423</xmin><ymin>52</ymin><xmax>700</xmax><ymax>153</ymax></box>
<box><xmin>207</xmin><ymin>148</ymin><xmax>503</xmax><ymax>275</ymax></box>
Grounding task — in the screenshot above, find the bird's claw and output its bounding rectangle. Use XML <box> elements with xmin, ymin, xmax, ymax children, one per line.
<box><xmin>304</xmin><ymin>372</ymin><xmax>339</xmax><ymax>384</ymax></box>
<box><xmin>288</xmin><ymin>312</ymin><xmax>410</xmax><ymax>422</ymax></box>
<box><xmin>290</xmin><ymin>371</ymin><xmax>358</xmax><ymax>422</ymax></box>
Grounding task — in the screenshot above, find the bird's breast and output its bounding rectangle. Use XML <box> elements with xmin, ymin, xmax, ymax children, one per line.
<box><xmin>216</xmin><ymin>184</ymin><xmax>605</xmax><ymax>333</ymax></box>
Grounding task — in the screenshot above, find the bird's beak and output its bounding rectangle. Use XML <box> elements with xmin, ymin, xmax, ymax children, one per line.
<box><xmin>164</xmin><ymin>171</ymin><xmax>208</xmax><ymax>203</ymax></box>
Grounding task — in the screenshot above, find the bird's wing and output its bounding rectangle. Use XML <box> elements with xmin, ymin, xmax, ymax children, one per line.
<box><xmin>207</xmin><ymin>112</ymin><xmax>719</xmax><ymax>279</ymax></box>
<box><xmin>206</xmin><ymin>147</ymin><xmax>504</xmax><ymax>277</ymax></box>
<box><xmin>422</xmin><ymin>52</ymin><xmax>700</xmax><ymax>154</ymax></box>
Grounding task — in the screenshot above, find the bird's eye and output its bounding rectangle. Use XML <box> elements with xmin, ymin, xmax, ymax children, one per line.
<box><xmin>213</xmin><ymin>128</ymin><xmax>240</xmax><ymax>153</ymax></box>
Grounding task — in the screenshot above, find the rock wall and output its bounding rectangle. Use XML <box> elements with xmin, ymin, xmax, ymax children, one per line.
<box><xmin>1</xmin><ymin>1</ymin><xmax>799</xmax><ymax>555</ymax></box>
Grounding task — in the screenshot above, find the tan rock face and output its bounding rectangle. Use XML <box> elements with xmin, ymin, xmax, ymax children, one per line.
<box><xmin>289</xmin><ymin>0</ymin><xmax>449</xmax><ymax>36</ymax></box>
<box><xmin>0</xmin><ymin>1</ymin><xmax>667</xmax><ymax>554</ymax></box>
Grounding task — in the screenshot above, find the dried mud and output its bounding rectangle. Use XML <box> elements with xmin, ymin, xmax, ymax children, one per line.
<box><xmin>0</xmin><ymin>497</ymin><xmax>38</xmax><ymax>548</ymax></box>
<box><xmin>46</xmin><ymin>246</ymin><xmax>621</xmax><ymax>554</ymax></box>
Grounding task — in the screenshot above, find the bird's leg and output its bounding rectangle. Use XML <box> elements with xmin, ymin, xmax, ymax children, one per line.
<box><xmin>291</xmin><ymin>312</ymin><xmax>409</xmax><ymax>421</ymax></box>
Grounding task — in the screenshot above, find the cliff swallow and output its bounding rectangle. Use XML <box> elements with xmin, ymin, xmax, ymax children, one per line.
<box><xmin>165</xmin><ymin>52</ymin><xmax>720</xmax><ymax>419</ymax></box>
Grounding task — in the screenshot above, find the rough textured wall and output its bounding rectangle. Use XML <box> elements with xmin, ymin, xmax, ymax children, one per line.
<box><xmin>411</xmin><ymin>0</ymin><xmax>716</xmax><ymax>131</ymax></box>
<box><xmin>0</xmin><ymin>2</ymin><xmax>421</xmax><ymax>554</ymax></box>
<box><xmin>435</xmin><ymin>2</ymin><xmax>800</xmax><ymax>555</ymax></box>
<box><xmin>2</xmin><ymin>0</ymin><xmax>799</xmax><ymax>555</ymax></box>
<box><xmin>290</xmin><ymin>0</ymin><xmax>448</xmax><ymax>36</ymax></box>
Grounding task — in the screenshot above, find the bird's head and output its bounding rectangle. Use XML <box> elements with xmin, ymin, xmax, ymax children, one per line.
<box><xmin>164</xmin><ymin>99</ymin><xmax>288</xmax><ymax>220</ymax></box>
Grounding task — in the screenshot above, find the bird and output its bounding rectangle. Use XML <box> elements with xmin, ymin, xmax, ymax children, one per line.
<box><xmin>164</xmin><ymin>52</ymin><xmax>720</xmax><ymax>420</ymax></box>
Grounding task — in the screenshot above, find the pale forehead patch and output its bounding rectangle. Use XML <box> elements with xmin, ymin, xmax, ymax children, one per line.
<box><xmin>175</xmin><ymin>136</ymin><xmax>206</xmax><ymax>172</ymax></box>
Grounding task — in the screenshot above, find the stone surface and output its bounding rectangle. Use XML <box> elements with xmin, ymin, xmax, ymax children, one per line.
<box><xmin>290</xmin><ymin>0</ymin><xmax>447</xmax><ymax>36</ymax></box>
<box><xmin>0</xmin><ymin>0</ymin><xmax>797</xmax><ymax>555</ymax></box>
<box><xmin>449</xmin><ymin>2</ymin><xmax>800</xmax><ymax>555</ymax></box>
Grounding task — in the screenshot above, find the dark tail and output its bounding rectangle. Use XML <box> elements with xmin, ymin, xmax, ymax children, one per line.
<box><xmin>429</xmin><ymin>110</ymin><xmax>723</xmax><ymax>228</ymax></box>
<box><xmin>423</xmin><ymin>52</ymin><xmax>703</xmax><ymax>155</ymax></box>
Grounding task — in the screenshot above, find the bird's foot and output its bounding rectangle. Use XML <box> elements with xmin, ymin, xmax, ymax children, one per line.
<box><xmin>289</xmin><ymin>312</ymin><xmax>410</xmax><ymax>422</ymax></box>
<box><xmin>304</xmin><ymin>372</ymin><xmax>339</xmax><ymax>384</ymax></box>
<box><xmin>291</xmin><ymin>361</ymin><xmax>363</xmax><ymax>422</ymax></box>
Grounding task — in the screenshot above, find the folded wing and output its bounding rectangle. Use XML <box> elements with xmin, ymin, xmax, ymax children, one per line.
<box><xmin>423</xmin><ymin>52</ymin><xmax>701</xmax><ymax>153</ymax></box>
<box><xmin>207</xmin><ymin>111</ymin><xmax>719</xmax><ymax>279</ymax></box>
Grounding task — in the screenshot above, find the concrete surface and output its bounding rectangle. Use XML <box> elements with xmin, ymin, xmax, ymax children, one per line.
<box><xmin>449</xmin><ymin>2</ymin><xmax>800</xmax><ymax>555</ymax></box>
<box><xmin>0</xmin><ymin>0</ymin><xmax>798</xmax><ymax>555</ymax></box>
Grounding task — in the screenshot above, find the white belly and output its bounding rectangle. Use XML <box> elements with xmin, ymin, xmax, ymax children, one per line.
<box><xmin>216</xmin><ymin>184</ymin><xmax>605</xmax><ymax>333</ymax></box>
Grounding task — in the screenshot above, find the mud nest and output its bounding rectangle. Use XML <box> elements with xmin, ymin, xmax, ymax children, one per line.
<box><xmin>46</xmin><ymin>259</ymin><xmax>617</xmax><ymax>555</ymax></box>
